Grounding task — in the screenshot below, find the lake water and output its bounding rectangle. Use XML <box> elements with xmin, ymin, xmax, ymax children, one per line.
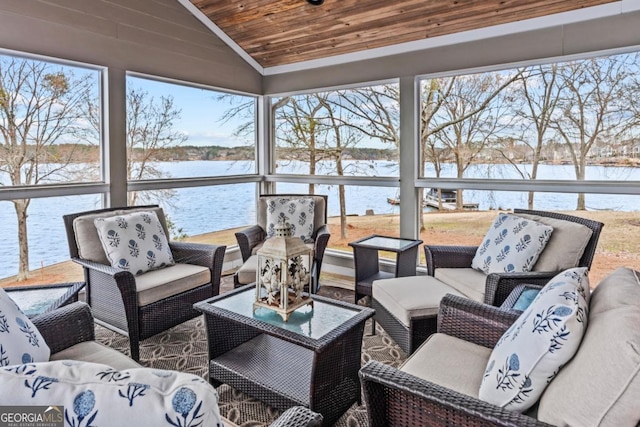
<box><xmin>1</xmin><ymin>160</ymin><xmax>639</xmax><ymax>279</ymax></box>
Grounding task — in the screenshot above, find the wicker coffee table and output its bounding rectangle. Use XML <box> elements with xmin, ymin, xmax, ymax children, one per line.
<box><xmin>194</xmin><ymin>285</ymin><xmax>374</xmax><ymax>426</ymax></box>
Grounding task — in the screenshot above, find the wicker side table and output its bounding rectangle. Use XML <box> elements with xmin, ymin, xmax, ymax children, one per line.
<box><xmin>5</xmin><ymin>282</ymin><xmax>85</xmax><ymax>318</ymax></box>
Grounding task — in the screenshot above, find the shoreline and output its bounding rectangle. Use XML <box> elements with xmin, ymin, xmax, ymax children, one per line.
<box><xmin>1</xmin><ymin>209</ymin><xmax>638</xmax><ymax>288</ymax></box>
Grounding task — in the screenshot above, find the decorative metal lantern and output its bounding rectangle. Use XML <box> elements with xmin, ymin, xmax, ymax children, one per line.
<box><xmin>254</xmin><ymin>217</ymin><xmax>313</xmax><ymax>321</ymax></box>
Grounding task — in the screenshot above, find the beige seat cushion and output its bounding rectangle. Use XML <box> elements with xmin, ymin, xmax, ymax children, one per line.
<box><xmin>434</xmin><ymin>268</ymin><xmax>487</xmax><ymax>302</ymax></box>
<box><xmin>135</xmin><ymin>263</ymin><xmax>211</xmax><ymax>306</ymax></box>
<box><xmin>516</xmin><ymin>213</ymin><xmax>593</xmax><ymax>272</ymax></box>
<box><xmin>73</xmin><ymin>207</ymin><xmax>169</xmax><ymax>264</ymax></box>
<box><xmin>236</xmin><ymin>255</ymin><xmax>258</xmax><ymax>285</ymax></box>
<box><xmin>401</xmin><ymin>333</ymin><xmax>492</xmax><ymax>398</ymax></box>
<box><xmin>373</xmin><ymin>276</ymin><xmax>463</xmax><ymax>327</ymax></box>
<box><xmin>51</xmin><ymin>341</ymin><xmax>141</xmax><ymax>370</ymax></box>
<box><xmin>537</xmin><ymin>267</ymin><xmax>640</xmax><ymax>426</ymax></box>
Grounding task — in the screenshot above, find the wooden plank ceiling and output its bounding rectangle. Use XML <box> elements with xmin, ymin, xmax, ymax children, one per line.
<box><xmin>189</xmin><ymin>0</ymin><xmax>618</xmax><ymax>68</ymax></box>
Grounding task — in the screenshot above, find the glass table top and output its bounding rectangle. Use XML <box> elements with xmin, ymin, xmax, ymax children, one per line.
<box><xmin>6</xmin><ymin>286</ymin><xmax>73</xmax><ymax>317</ymax></box>
<box><xmin>352</xmin><ymin>235</ymin><xmax>420</xmax><ymax>251</ymax></box>
<box><xmin>210</xmin><ymin>288</ymin><xmax>359</xmax><ymax>340</ymax></box>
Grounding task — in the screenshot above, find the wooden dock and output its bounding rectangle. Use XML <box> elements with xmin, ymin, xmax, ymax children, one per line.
<box><xmin>423</xmin><ymin>198</ymin><xmax>479</xmax><ymax>211</ymax></box>
<box><xmin>387</xmin><ymin>196</ymin><xmax>479</xmax><ymax>211</ymax></box>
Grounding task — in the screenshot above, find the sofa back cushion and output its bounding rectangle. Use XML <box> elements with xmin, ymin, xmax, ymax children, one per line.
<box><xmin>73</xmin><ymin>207</ymin><xmax>170</xmax><ymax>265</ymax></box>
<box><xmin>537</xmin><ymin>267</ymin><xmax>640</xmax><ymax>426</ymax></box>
<box><xmin>479</xmin><ymin>267</ymin><xmax>589</xmax><ymax>412</ymax></box>
<box><xmin>515</xmin><ymin>213</ymin><xmax>593</xmax><ymax>272</ymax></box>
<box><xmin>0</xmin><ymin>360</ymin><xmax>223</xmax><ymax>426</ymax></box>
<box><xmin>0</xmin><ymin>287</ymin><xmax>51</xmax><ymax>366</ymax></box>
<box><xmin>471</xmin><ymin>213</ymin><xmax>553</xmax><ymax>274</ymax></box>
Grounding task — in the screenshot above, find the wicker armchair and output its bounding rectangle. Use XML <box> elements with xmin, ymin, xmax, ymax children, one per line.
<box><xmin>362</xmin><ymin>268</ymin><xmax>640</xmax><ymax>426</ymax></box>
<box><xmin>32</xmin><ymin>302</ymin><xmax>322</xmax><ymax>427</ymax></box>
<box><xmin>63</xmin><ymin>205</ymin><xmax>226</xmax><ymax>361</ymax></box>
<box><xmin>424</xmin><ymin>209</ymin><xmax>604</xmax><ymax>306</ymax></box>
<box><xmin>233</xmin><ymin>194</ymin><xmax>330</xmax><ymax>293</ymax></box>
<box><xmin>360</xmin><ymin>294</ymin><xmax>548</xmax><ymax>427</ymax></box>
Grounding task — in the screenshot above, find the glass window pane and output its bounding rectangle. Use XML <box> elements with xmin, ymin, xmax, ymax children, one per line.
<box><xmin>273</xmin><ymin>83</ymin><xmax>399</xmax><ymax>177</ymax></box>
<box><xmin>419</xmin><ymin>52</ymin><xmax>640</xmax><ymax>191</ymax></box>
<box><xmin>0</xmin><ymin>195</ymin><xmax>100</xmax><ymax>284</ymax></box>
<box><xmin>125</xmin><ymin>75</ymin><xmax>256</xmax><ymax>182</ymax></box>
<box><xmin>420</xmin><ymin>191</ymin><xmax>640</xmax><ymax>284</ymax></box>
<box><xmin>0</xmin><ymin>54</ymin><xmax>102</xmax><ymax>186</ymax></box>
<box><xmin>130</xmin><ymin>183</ymin><xmax>257</xmax><ymax>247</ymax></box>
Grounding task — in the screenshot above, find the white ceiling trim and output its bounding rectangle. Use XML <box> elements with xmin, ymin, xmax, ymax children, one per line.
<box><xmin>175</xmin><ymin>0</ymin><xmax>264</xmax><ymax>74</ymax></box>
<box><xmin>178</xmin><ymin>1</ymin><xmax>632</xmax><ymax>77</ymax></box>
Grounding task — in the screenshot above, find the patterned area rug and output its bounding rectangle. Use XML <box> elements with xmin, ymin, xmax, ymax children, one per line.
<box><xmin>94</xmin><ymin>279</ymin><xmax>407</xmax><ymax>426</ymax></box>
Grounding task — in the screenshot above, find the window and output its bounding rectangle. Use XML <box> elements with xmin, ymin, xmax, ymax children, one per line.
<box><xmin>0</xmin><ymin>51</ymin><xmax>104</xmax><ymax>284</ymax></box>
<box><xmin>125</xmin><ymin>75</ymin><xmax>257</xmax><ymax>189</ymax></box>
<box><xmin>0</xmin><ymin>53</ymin><xmax>102</xmax><ymax>186</ymax></box>
<box><xmin>272</xmin><ymin>84</ymin><xmax>400</xmax><ymax>178</ymax></box>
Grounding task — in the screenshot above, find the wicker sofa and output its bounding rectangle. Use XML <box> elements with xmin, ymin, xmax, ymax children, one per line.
<box><xmin>30</xmin><ymin>301</ymin><xmax>322</xmax><ymax>427</ymax></box>
<box><xmin>360</xmin><ymin>267</ymin><xmax>640</xmax><ymax>426</ymax></box>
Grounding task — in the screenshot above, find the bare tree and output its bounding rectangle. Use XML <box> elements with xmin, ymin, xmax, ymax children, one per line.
<box><xmin>430</xmin><ymin>72</ymin><xmax>520</xmax><ymax>209</ymax></box>
<box><xmin>551</xmin><ymin>55</ymin><xmax>634</xmax><ymax>209</ymax></box>
<box><xmin>493</xmin><ymin>64</ymin><xmax>562</xmax><ymax>209</ymax></box>
<box><xmin>274</xmin><ymin>92</ymin><xmax>369</xmax><ymax>238</ymax></box>
<box><xmin>0</xmin><ymin>56</ymin><xmax>96</xmax><ymax>280</ymax></box>
<box><xmin>125</xmin><ymin>87</ymin><xmax>187</xmax><ymax>205</ymax></box>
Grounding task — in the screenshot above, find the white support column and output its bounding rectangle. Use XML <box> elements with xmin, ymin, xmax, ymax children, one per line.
<box><xmin>257</xmin><ymin>95</ymin><xmax>274</xmax><ymax>197</ymax></box>
<box><xmin>104</xmin><ymin>68</ymin><xmax>127</xmax><ymax>207</ymax></box>
<box><xmin>398</xmin><ymin>76</ymin><xmax>420</xmax><ymax>239</ymax></box>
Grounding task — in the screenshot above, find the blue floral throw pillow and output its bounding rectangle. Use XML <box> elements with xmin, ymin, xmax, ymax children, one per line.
<box><xmin>471</xmin><ymin>213</ymin><xmax>554</xmax><ymax>274</ymax></box>
<box><xmin>0</xmin><ymin>360</ymin><xmax>223</xmax><ymax>426</ymax></box>
<box><xmin>0</xmin><ymin>287</ymin><xmax>50</xmax><ymax>366</ymax></box>
<box><xmin>94</xmin><ymin>211</ymin><xmax>175</xmax><ymax>275</ymax></box>
<box><xmin>265</xmin><ymin>197</ymin><xmax>315</xmax><ymax>243</ymax></box>
<box><xmin>479</xmin><ymin>267</ymin><xmax>590</xmax><ymax>412</ymax></box>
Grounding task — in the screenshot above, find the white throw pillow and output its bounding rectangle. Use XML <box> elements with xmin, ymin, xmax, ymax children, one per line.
<box><xmin>0</xmin><ymin>360</ymin><xmax>223</xmax><ymax>426</ymax></box>
<box><xmin>94</xmin><ymin>211</ymin><xmax>174</xmax><ymax>275</ymax></box>
<box><xmin>479</xmin><ymin>267</ymin><xmax>590</xmax><ymax>411</ymax></box>
<box><xmin>0</xmin><ymin>287</ymin><xmax>50</xmax><ymax>366</ymax></box>
<box><xmin>472</xmin><ymin>213</ymin><xmax>553</xmax><ymax>274</ymax></box>
<box><xmin>265</xmin><ymin>197</ymin><xmax>315</xmax><ymax>243</ymax></box>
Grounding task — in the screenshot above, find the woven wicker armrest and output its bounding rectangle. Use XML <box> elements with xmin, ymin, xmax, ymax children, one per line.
<box><xmin>169</xmin><ymin>242</ymin><xmax>225</xmax><ymax>267</ymax></box>
<box><xmin>32</xmin><ymin>302</ymin><xmax>95</xmax><ymax>354</ymax></box>
<box><xmin>484</xmin><ymin>271</ymin><xmax>557</xmax><ymax>307</ymax></box>
<box><xmin>438</xmin><ymin>294</ymin><xmax>520</xmax><ymax>349</ymax></box>
<box><xmin>72</xmin><ymin>257</ymin><xmax>137</xmax><ymax>295</ymax></box>
<box><xmin>269</xmin><ymin>406</ymin><xmax>323</xmax><ymax>427</ymax></box>
<box><xmin>72</xmin><ymin>257</ymin><xmax>120</xmax><ymax>275</ymax></box>
<box><xmin>360</xmin><ymin>361</ymin><xmax>551</xmax><ymax>427</ymax></box>
<box><xmin>235</xmin><ymin>224</ymin><xmax>265</xmax><ymax>261</ymax></box>
<box><xmin>424</xmin><ymin>245</ymin><xmax>478</xmax><ymax>275</ymax></box>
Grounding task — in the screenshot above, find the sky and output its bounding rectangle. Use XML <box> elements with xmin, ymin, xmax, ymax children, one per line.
<box><xmin>128</xmin><ymin>75</ymin><xmax>254</xmax><ymax>148</ymax></box>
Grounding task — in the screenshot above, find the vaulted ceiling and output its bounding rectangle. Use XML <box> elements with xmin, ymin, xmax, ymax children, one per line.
<box><xmin>186</xmin><ymin>0</ymin><xmax>618</xmax><ymax>69</ymax></box>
